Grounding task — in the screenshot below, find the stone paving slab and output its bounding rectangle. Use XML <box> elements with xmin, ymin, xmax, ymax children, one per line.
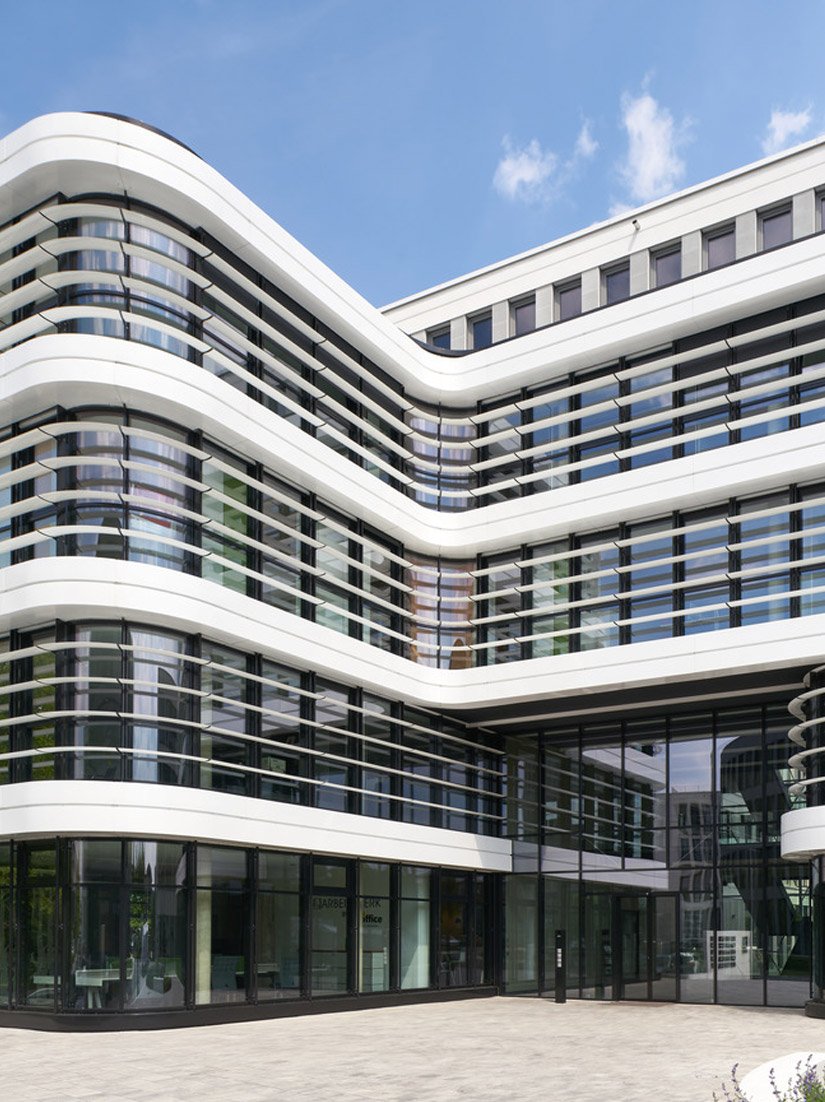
<box><xmin>2</xmin><ymin>998</ymin><xmax>825</xmax><ymax>1101</ymax></box>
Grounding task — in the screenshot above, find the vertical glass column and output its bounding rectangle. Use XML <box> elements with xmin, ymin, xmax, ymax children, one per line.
<box><xmin>195</xmin><ymin>846</ymin><xmax>248</xmax><ymax>1005</ymax></box>
<box><xmin>67</xmin><ymin>840</ymin><xmax>122</xmax><ymax>1011</ymax></box>
<box><xmin>17</xmin><ymin>842</ymin><xmax>58</xmax><ymax>1010</ymax></box>
<box><xmin>503</xmin><ymin>875</ymin><xmax>538</xmax><ymax>993</ymax></box>
<box><xmin>399</xmin><ymin>866</ymin><xmax>430</xmax><ymax>990</ymax></box>
<box><xmin>125</xmin><ymin>841</ymin><xmax>187</xmax><ymax>1010</ymax></box>
<box><xmin>310</xmin><ymin>859</ymin><xmax>351</xmax><ymax>996</ymax></box>
<box><xmin>256</xmin><ymin>851</ymin><xmax>301</xmax><ymax>1000</ymax></box>
<box><xmin>358</xmin><ymin>863</ymin><xmax>390</xmax><ymax>993</ymax></box>
<box><xmin>0</xmin><ymin>844</ymin><xmax>9</xmax><ymax>1006</ymax></box>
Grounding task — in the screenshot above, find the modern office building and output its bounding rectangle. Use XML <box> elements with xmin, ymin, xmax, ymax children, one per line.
<box><xmin>1</xmin><ymin>111</ymin><xmax>825</xmax><ymax>1027</ymax></box>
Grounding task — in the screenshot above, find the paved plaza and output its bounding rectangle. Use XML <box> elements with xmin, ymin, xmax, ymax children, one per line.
<box><xmin>4</xmin><ymin>997</ymin><xmax>825</xmax><ymax>1101</ymax></box>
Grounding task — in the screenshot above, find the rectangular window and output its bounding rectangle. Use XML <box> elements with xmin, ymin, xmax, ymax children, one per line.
<box><xmin>705</xmin><ymin>225</ymin><xmax>735</xmax><ymax>270</ymax></box>
<box><xmin>652</xmin><ymin>245</ymin><xmax>681</xmax><ymax>287</ymax></box>
<box><xmin>470</xmin><ymin>313</ymin><xmax>492</xmax><ymax>349</ymax></box>
<box><xmin>604</xmin><ymin>263</ymin><xmax>630</xmax><ymax>305</ymax></box>
<box><xmin>819</xmin><ymin>193</ymin><xmax>825</xmax><ymax>232</ymax></box>
<box><xmin>760</xmin><ymin>205</ymin><xmax>792</xmax><ymax>251</ymax></box>
<box><xmin>512</xmin><ymin>296</ymin><xmax>536</xmax><ymax>336</ymax></box>
<box><xmin>556</xmin><ymin>280</ymin><xmax>581</xmax><ymax>321</ymax></box>
<box><xmin>427</xmin><ymin>326</ymin><xmax>450</xmax><ymax>350</ymax></box>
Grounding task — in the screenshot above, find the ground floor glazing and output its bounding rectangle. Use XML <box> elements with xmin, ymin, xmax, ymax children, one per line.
<box><xmin>0</xmin><ymin>839</ymin><xmax>494</xmax><ymax>1018</ymax></box>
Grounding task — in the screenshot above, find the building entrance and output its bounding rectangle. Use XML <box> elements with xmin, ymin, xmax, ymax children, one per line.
<box><xmin>614</xmin><ymin>892</ymin><xmax>679</xmax><ymax>1002</ymax></box>
<box><xmin>579</xmin><ymin>888</ymin><xmax>679</xmax><ymax>1002</ymax></box>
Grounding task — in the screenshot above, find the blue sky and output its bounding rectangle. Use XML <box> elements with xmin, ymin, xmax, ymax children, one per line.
<box><xmin>1</xmin><ymin>1</ymin><xmax>824</xmax><ymax>305</ymax></box>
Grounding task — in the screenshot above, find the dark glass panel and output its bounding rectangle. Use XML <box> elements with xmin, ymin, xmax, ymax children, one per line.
<box><xmin>706</xmin><ymin>227</ymin><xmax>735</xmax><ymax>270</ymax></box>
<box><xmin>196</xmin><ymin>889</ymin><xmax>247</xmax><ymax>1004</ymax></box>
<box><xmin>68</xmin><ymin>886</ymin><xmax>121</xmax><ymax>1010</ymax></box>
<box><xmin>543</xmin><ymin>877</ymin><xmax>580</xmax><ymax>995</ymax></box>
<box><xmin>605</xmin><ymin>264</ymin><xmax>630</xmax><ymax>304</ymax></box>
<box><xmin>256</xmin><ymin>890</ymin><xmax>301</xmax><ymax>1000</ymax></box>
<box><xmin>765</xmin><ymin>863</ymin><xmax>811</xmax><ymax>1007</ymax></box>
<box><xmin>124</xmin><ymin>888</ymin><xmax>187</xmax><ymax>1009</ymax></box>
<box><xmin>513</xmin><ymin>298</ymin><xmax>536</xmax><ymax>335</ymax></box>
<box><xmin>20</xmin><ymin>886</ymin><xmax>56</xmax><ymax>1009</ymax></box>
<box><xmin>128</xmin><ymin>841</ymin><xmax>187</xmax><ymax>887</ymax></box>
<box><xmin>311</xmin><ymin>894</ymin><xmax>349</xmax><ymax>995</ymax></box>
<box><xmin>259</xmin><ymin>851</ymin><xmax>301</xmax><ymax>892</ymax></box>
<box><xmin>504</xmin><ymin>875</ymin><xmax>538</xmax><ymax>993</ymax></box>
<box><xmin>197</xmin><ymin>846</ymin><xmax>247</xmax><ymax>890</ymax></box>
<box><xmin>557</xmin><ymin>282</ymin><xmax>581</xmax><ymax>321</ymax></box>
<box><xmin>654</xmin><ymin>247</ymin><xmax>681</xmax><ymax>287</ymax></box>
<box><xmin>71</xmin><ymin>840</ymin><xmax>122</xmax><ymax>883</ymax></box>
<box><xmin>471</xmin><ymin>314</ymin><xmax>492</xmax><ymax>349</ymax></box>
<box><xmin>761</xmin><ymin>208</ymin><xmax>792</xmax><ymax>250</ymax></box>
<box><xmin>716</xmin><ymin>864</ymin><xmax>764</xmax><ymax>1005</ymax></box>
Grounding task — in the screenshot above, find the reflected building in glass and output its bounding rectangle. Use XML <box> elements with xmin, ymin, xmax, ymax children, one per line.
<box><xmin>0</xmin><ymin>112</ymin><xmax>823</xmax><ymax>1026</ymax></box>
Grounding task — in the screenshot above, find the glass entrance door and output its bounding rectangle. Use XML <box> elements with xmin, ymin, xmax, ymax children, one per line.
<box><xmin>614</xmin><ymin>892</ymin><xmax>679</xmax><ymax>1001</ymax></box>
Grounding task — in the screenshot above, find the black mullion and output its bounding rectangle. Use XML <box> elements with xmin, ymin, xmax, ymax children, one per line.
<box><xmin>57</xmin><ymin>838</ymin><xmax>68</xmax><ymax>1014</ymax></box>
<box><xmin>299</xmin><ymin>854</ymin><xmax>311</xmax><ymax>998</ymax></box>
<box><xmin>248</xmin><ymin>651</ymin><xmax>262</xmax><ymax>802</ymax></box>
<box><xmin>569</xmin><ymin>536</ymin><xmax>581</xmax><ymax>655</ymax></box>
<box><xmin>185</xmin><ymin>842</ymin><xmax>196</xmax><ymax>1009</ymax></box>
<box><xmin>389</xmin><ymin>863</ymin><xmax>400</xmax><ymax>991</ymax></box>
<box><xmin>347</xmin><ymin>686</ymin><xmax>361</xmax><ymax>817</ymax></box>
<box><xmin>617</xmin><ymin>357</ymin><xmax>631</xmax><ymax>473</ymax></box>
<box><xmin>191</xmin><ymin>428</ymin><xmax>206</xmax><ymax>576</ymax></box>
<box><xmin>120</xmin><ymin>620</ymin><xmax>130</xmax><ymax>784</ymax></box>
<box><xmin>522</xmin><ymin>548</ymin><xmax>534</xmax><ymax>662</ymax></box>
<box><xmin>299</xmin><ymin>670</ymin><xmax>314</xmax><ymax>807</ymax></box>
<box><xmin>118</xmin><ymin>840</ymin><xmax>127</xmax><ymax>1012</ymax></box>
<box><xmin>673</xmin><ymin>514</ymin><xmax>685</xmax><ymax>638</ymax></box>
<box><xmin>303</xmin><ymin>491</ymin><xmax>317</xmax><ymax>624</ymax></box>
<box><xmin>760</xmin><ymin>705</ymin><xmax>769</xmax><ymax>1007</ymax></box>
<box><xmin>247</xmin><ymin>849</ymin><xmax>256</xmax><ymax>1004</ymax></box>
<box><xmin>348</xmin><ymin>523</ymin><xmax>361</xmax><ymax>643</ymax></box>
<box><xmin>430</xmin><ymin>868</ymin><xmax>440</xmax><ymax>989</ymax></box>
<box><xmin>618</xmin><ymin>522</ymin><xmax>631</xmax><ymax>646</ymax></box>
<box><xmin>346</xmin><ymin>859</ymin><xmax>356</xmax><ymax>995</ymax></box>
<box><xmin>711</xmin><ymin>709</ymin><xmax>720</xmax><ymax>1005</ymax></box>
<box><xmin>517</xmin><ymin>543</ymin><xmax>527</xmax><ymax>663</ymax></box>
<box><xmin>248</xmin><ymin>461</ymin><xmax>263</xmax><ymax>604</ymax></box>
<box><xmin>190</xmin><ymin>635</ymin><xmax>202</xmax><ymax>792</ymax></box>
<box><xmin>789</xmin><ymin>307</ymin><xmax>802</xmax><ymax>432</ymax></box>
<box><xmin>728</xmin><ymin>326</ymin><xmax>742</xmax><ymax>447</ymax></box>
<box><xmin>190</xmin><ymin>238</ymin><xmax>205</xmax><ymax>362</ymax></box>
<box><xmin>790</xmin><ymin>483</ymin><xmax>802</xmax><ymax>621</ymax></box>
<box><xmin>390</xmin><ymin>702</ymin><xmax>402</xmax><ymax>823</ymax></box>
<box><xmin>53</xmin><ymin>620</ymin><xmax>70</xmax><ymax>781</ymax></box>
<box><xmin>728</xmin><ymin>500</ymin><xmax>741</xmax><ymax>629</ymax></box>
<box><xmin>537</xmin><ymin>731</ymin><xmax>546</xmax><ymax>993</ymax></box>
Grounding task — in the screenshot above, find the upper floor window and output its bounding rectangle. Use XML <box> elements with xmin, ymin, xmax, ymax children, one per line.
<box><xmin>603</xmin><ymin>262</ymin><xmax>630</xmax><ymax>305</ymax></box>
<box><xmin>427</xmin><ymin>326</ymin><xmax>451</xmax><ymax>350</ymax></box>
<box><xmin>760</xmin><ymin>205</ymin><xmax>792</xmax><ymax>251</ymax></box>
<box><xmin>556</xmin><ymin>280</ymin><xmax>582</xmax><ymax>322</ymax></box>
<box><xmin>652</xmin><ymin>244</ymin><xmax>681</xmax><ymax>288</ymax></box>
<box><xmin>705</xmin><ymin>225</ymin><xmax>735</xmax><ymax>271</ymax></box>
<box><xmin>512</xmin><ymin>296</ymin><xmax>536</xmax><ymax>336</ymax></box>
<box><xmin>470</xmin><ymin>312</ymin><xmax>493</xmax><ymax>350</ymax></box>
<box><xmin>819</xmin><ymin>192</ymin><xmax>825</xmax><ymax>233</ymax></box>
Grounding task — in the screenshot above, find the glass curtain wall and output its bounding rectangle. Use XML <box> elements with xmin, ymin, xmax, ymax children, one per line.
<box><xmin>532</xmin><ymin>701</ymin><xmax>811</xmax><ymax>1007</ymax></box>
<box><xmin>0</xmin><ymin>843</ymin><xmax>492</xmax><ymax>1018</ymax></box>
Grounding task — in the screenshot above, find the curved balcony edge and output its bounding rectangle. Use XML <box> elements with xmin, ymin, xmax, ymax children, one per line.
<box><xmin>0</xmin><ymin>780</ymin><xmax>512</xmax><ymax>872</ymax></box>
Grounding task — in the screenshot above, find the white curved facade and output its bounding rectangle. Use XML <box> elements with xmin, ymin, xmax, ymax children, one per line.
<box><xmin>1</xmin><ymin>112</ymin><xmax>824</xmax><ymax>1024</ymax></box>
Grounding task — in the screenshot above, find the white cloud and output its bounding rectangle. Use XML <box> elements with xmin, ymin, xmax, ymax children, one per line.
<box><xmin>617</xmin><ymin>91</ymin><xmax>688</xmax><ymax>204</ymax></box>
<box><xmin>493</xmin><ymin>138</ymin><xmax>557</xmax><ymax>202</ymax></box>
<box><xmin>761</xmin><ymin>107</ymin><xmax>812</xmax><ymax>155</ymax></box>
<box><xmin>493</xmin><ymin>120</ymin><xmax>597</xmax><ymax>204</ymax></box>
<box><xmin>573</xmin><ymin>120</ymin><xmax>598</xmax><ymax>161</ymax></box>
